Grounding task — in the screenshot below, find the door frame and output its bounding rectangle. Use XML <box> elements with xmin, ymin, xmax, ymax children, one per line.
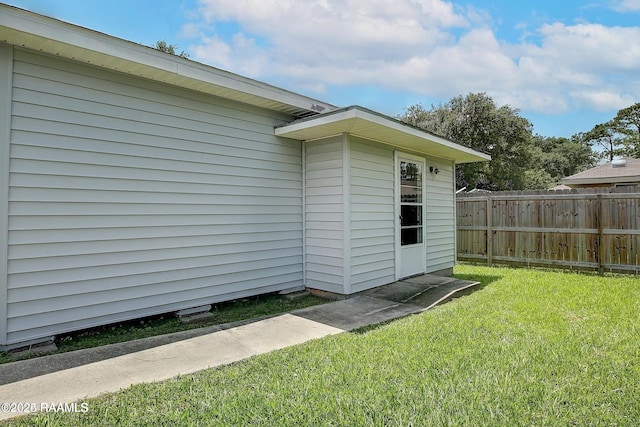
<box><xmin>394</xmin><ymin>151</ymin><xmax>427</xmax><ymax>280</ymax></box>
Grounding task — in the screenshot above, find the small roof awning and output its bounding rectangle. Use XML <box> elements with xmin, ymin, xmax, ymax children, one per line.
<box><xmin>275</xmin><ymin>106</ymin><xmax>490</xmax><ymax>164</ymax></box>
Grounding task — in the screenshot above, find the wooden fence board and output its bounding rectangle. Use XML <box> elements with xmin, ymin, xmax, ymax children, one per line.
<box><xmin>456</xmin><ymin>187</ymin><xmax>640</xmax><ymax>273</ymax></box>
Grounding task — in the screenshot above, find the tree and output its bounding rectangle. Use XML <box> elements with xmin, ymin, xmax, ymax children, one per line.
<box><xmin>613</xmin><ymin>102</ymin><xmax>640</xmax><ymax>157</ymax></box>
<box><xmin>523</xmin><ymin>168</ymin><xmax>555</xmax><ymax>190</ymax></box>
<box><xmin>521</xmin><ymin>135</ymin><xmax>596</xmax><ymax>189</ymax></box>
<box><xmin>581</xmin><ymin>102</ymin><xmax>640</xmax><ymax>160</ymax></box>
<box><xmin>154</xmin><ymin>40</ymin><xmax>189</xmax><ymax>59</ymax></box>
<box><xmin>531</xmin><ymin>135</ymin><xmax>595</xmax><ymax>181</ymax></box>
<box><xmin>581</xmin><ymin>121</ymin><xmax>623</xmax><ymax>161</ymax></box>
<box><xmin>400</xmin><ymin>93</ymin><xmax>534</xmax><ymax>191</ymax></box>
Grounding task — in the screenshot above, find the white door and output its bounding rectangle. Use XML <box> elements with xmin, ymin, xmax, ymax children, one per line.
<box><xmin>397</xmin><ymin>156</ymin><xmax>426</xmax><ymax>278</ymax></box>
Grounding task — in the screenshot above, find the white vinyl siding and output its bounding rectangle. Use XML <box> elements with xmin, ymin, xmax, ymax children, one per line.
<box><xmin>304</xmin><ymin>136</ymin><xmax>344</xmax><ymax>293</ymax></box>
<box><xmin>425</xmin><ymin>156</ymin><xmax>455</xmax><ymax>272</ymax></box>
<box><xmin>5</xmin><ymin>49</ymin><xmax>303</xmax><ymax>346</ymax></box>
<box><xmin>349</xmin><ymin>137</ymin><xmax>395</xmax><ymax>292</ymax></box>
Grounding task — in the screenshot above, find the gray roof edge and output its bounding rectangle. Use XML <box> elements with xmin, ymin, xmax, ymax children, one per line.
<box><xmin>562</xmin><ymin>175</ymin><xmax>640</xmax><ymax>185</ymax></box>
<box><xmin>0</xmin><ymin>4</ymin><xmax>337</xmax><ymax>116</ymax></box>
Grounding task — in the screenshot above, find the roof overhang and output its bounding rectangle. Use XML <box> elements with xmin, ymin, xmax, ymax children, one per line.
<box><xmin>562</xmin><ymin>176</ymin><xmax>640</xmax><ymax>186</ymax></box>
<box><xmin>276</xmin><ymin>106</ymin><xmax>490</xmax><ymax>164</ymax></box>
<box><xmin>0</xmin><ymin>4</ymin><xmax>335</xmax><ymax>118</ymax></box>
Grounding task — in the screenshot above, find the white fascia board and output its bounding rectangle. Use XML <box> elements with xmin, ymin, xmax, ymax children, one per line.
<box><xmin>276</xmin><ymin>106</ymin><xmax>491</xmax><ymax>164</ymax></box>
<box><xmin>352</xmin><ymin>108</ymin><xmax>491</xmax><ymax>162</ymax></box>
<box><xmin>275</xmin><ymin>108</ymin><xmax>359</xmax><ymax>139</ymax></box>
<box><xmin>0</xmin><ymin>4</ymin><xmax>335</xmax><ymax>115</ymax></box>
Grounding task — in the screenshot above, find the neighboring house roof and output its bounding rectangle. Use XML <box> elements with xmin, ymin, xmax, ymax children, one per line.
<box><xmin>276</xmin><ymin>106</ymin><xmax>491</xmax><ymax>163</ymax></box>
<box><xmin>562</xmin><ymin>158</ymin><xmax>640</xmax><ymax>186</ymax></box>
<box><xmin>0</xmin><ymin>3</ymin><xmax>489</xmax><ymax>164</ymax></box>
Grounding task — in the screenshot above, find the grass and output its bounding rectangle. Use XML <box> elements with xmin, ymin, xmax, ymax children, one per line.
<box><xmin>4</xmin><ymin>265</ymin><xmax>640</xmax><ymax>426</ymax></box>
<box><xmin>0</xmin><ymin>292</ymin><xmax>328</xmax><ymax>364</ymax></box>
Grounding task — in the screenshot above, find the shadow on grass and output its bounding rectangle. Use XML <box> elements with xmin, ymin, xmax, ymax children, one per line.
<box><xmin>351</xmin><ymin>275</ymin><xmax>502</xmax><ymax>335</ymax></box>
<box><xmin>453</xmin><ymin>273</ymin><xmax>503</xmax><ymax>288</ymax></box>
<box><xmin>351</xmin><ymin>319</ymin><xmax>399</xmax><ymax>335</ymax></box>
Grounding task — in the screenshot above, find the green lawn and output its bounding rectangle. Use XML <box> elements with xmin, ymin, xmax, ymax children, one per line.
<box><xmin>4</xmin><ymin>266</ymin><xmax>640</xmax><ymax>426</ymax></box>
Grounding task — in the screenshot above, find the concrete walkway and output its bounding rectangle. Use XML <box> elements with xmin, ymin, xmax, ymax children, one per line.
<box><xmin>0</xmin><ymin>275</ymin><xmax>478</xmax><ymax>421</ymax></box>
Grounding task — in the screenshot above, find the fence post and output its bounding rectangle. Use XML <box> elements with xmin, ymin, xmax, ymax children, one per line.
<box><xmin>596</xmin><ymin>194</ymin><xmax>604</xmax><ymax>275</ymax></box>
<box><xmin>486</xmin><ymin>196</ymin><xmax>493</xmax><ymax>266</ymax></box>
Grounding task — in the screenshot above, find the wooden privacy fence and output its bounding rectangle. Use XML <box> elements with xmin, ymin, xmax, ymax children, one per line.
<box><xmin>456</xmin><ymin>187</ymin><xmax>640</xmax><ymax>273</ymax></box>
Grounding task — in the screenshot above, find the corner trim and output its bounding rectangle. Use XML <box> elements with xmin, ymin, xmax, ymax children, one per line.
<box><xmin>394</xmin><ymin>151</ymin><xmax>400</xmax><ymax>280</ymax></box>
<box><xmin>302</xmin><ymin>141</ymin><xmax>307</xmax><ymax>287</ymax></box>
<box><xmin>342</xmin><ymin>133</ymin><xmax>352</xmax><ymax>294</ymax></box>
<box><xmin>0</xmin><ymin>43</ymin><xmax>13</xmax><ymax>346</ymax></box>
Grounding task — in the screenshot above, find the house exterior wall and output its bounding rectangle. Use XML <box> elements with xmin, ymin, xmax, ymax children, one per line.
<box><xmin>424</xmin><ymin>156</ymin><xmax>456</xmax><ymax>274</ymax></box>
<box><xmin>302</xmin><ymin>137</ymin><xmax>457</xmax><ymax>295</ymax></box>
<box><xmin>303</xmin><ymin>136</ymin><xmax>345</xmax><ymax>294</ymax></box>
<box><xmin>305</xmin><ymin>135</ymin><xmax>455</xmax><ymax>294</ymax></box>
<box><xmin>3</xmin><ymin>48</ymin><xmax>304</xmax><ymax>347</ymax></box>
<box><xmin>0</xmin><ymin>42</ymin><xmax>463</xmax><ymax>347</ymax></box>
<box><xmin>349</xmin><ymin>137</ymin><xmax>395</xmax><ymax>293</ymax></box>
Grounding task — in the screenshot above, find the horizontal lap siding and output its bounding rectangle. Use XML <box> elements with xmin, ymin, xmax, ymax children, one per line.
<box><xmin>6</xmin><ymin>49</ymin><xmax>303</xmax><ymax>345</ymax></box>
<box><xmin>425</xmin><ymin>156</ymin><xmax>455</xmax><ymax>273</ymax></box>
<box><xmin>349</xmin><ymin>137</ymin><xmax>395</xmax><ymax>291</ymax></box>
<box><xmin>305</xmin><ymin>137</ymin><xmax>344</xmax><ymax>293</ymax></box>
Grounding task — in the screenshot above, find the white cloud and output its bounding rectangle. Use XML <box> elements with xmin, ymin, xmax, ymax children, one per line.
<box><xmin>611</xmin><ymin>0</ymin><xmax>640</xmax><ymax>11</ymax></box>
<box><xmin>532</xmin><ymin>23</ymin><xmax>640</xmax><ymax>72</ymax></box>
<box><xmin>191</xmin><ymin>32</ymin><xmax>270</xmax><ymax>78</ymax></box>
<box><xmin>570</xmin><ymin>90</ymin><xmax>637</xmax><ymax>111</ymax></box>
<box><xmin>179</xmin><ymin>22</ymin><xmax>198</xmax><ymax>39</ymax></box>
<box><xmin>183</xmin><ymin>0</ymin><xmax>640</xmax><ymax>116</ymax></box>
<box><xmin>508</xmin><ymin>23</ymin><xmax>640</xmax><ymax>112</ymax></box>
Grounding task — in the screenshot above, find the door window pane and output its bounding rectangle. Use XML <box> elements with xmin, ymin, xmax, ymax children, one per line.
<box><xmin>400</xmin><ymin>186</ymin><xmax>422</xmax><ymax>203</ymax></box>
<box><xmin>399</xmin><ymin>160</ymin><xmax>424</xmax><ymax>247</ymax></box>
<box><xmin>400</xmin><ymin>162</ymin><xmax>422</xmax><ymax>186</ymax></box>
<box><xmin>400</xmin><ymin>161</ymin><xmax>423</xmax><ymax>203</ymax></box>
<box><xmin>401</xmin><ymin>227</ymin><xmax>423</xmax><ymax>245</ymax></box>
<box><xmin>401</xmin><ymin>205</ymin><xmax>423</xmax><ymax>226</ymax></box>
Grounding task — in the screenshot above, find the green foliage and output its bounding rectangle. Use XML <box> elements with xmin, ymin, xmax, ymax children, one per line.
<box><xmin>400</xmin><ymin>93</ymin><xmax>536</xmax><ymax>190</ymax></box>
<box><xmin>153</xmin><ymin>40</ymin><xmax>189</xmax><ymax>58</ymax></box>
<box><xmin>525</xmin><ymin>135</ymin><xmax>596</xmax><ymax>188</ymax></box>
<box><xmin>581</xmin><ymin>121</ymin><xmax>623</xmax><ymax>161</ymax></box>
<box><xmin>614</xmin><ymin>103</ymin><xmax>640</xmax><ymax>157</ymax></box>
<box><xmin>9</xmin><ymin>266</ymin><xmax>640</xmax><ymax>426</ymax></box>
<box><xmin>400</xmin><ymin>93</ymin><xmax>615</xmax><ymax>190</ymax></box>
<box><xmin>581</xmin><ymin>102</ymin><xmax>640</xmax><ymax>160</ymax></box>
<box><xmin>523</xmin><ymin>168</ymin><xmax>555</xmax><ymax>190</ymax></box>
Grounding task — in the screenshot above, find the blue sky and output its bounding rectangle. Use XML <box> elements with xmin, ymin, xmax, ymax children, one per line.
<box><xmin>5</xmin><ymin>0</ymin><xmax>640</xmax><ymax>138</ymax></box>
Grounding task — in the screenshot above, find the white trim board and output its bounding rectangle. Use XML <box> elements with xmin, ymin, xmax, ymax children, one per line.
<box><xmin>276</xmin><ymin>106</ymin><xmax>490</xmax><ymax>164</ymax></box>
<box><xmin>0</xmin><ymin>43</ymin><xmax>13</xmax><ymax>345</ymax></box>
